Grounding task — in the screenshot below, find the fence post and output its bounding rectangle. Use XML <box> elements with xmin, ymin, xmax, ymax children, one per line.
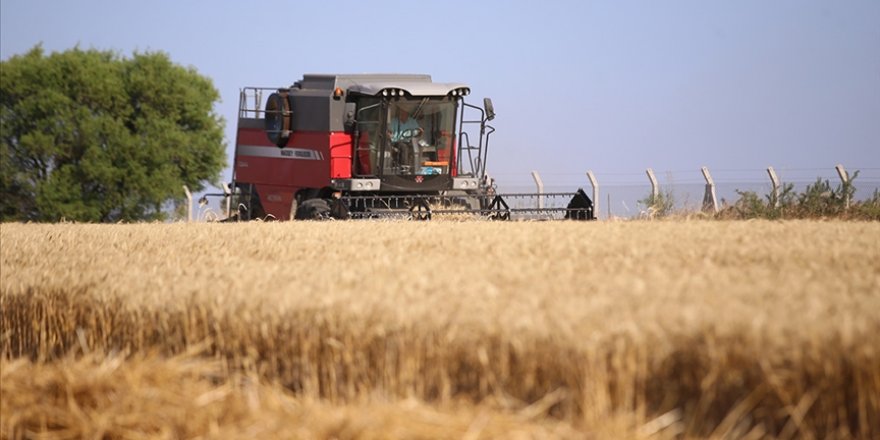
<box><xmin>531</xmin><ymin>170</ymin><xmax>544</xmax><ymax>210</ymax></box>
<box><xmin>701</xmin><ymin>166</ymin><xmax>718</xmax><ymax>213</ymax></box>
<box><xmin>835</xmin><ymin>164</ymin><xmax>850</xmax><ymax>209</ymax></box>
<box><xmin>646</xmin><ymin>168</ymin><xmax>658</xmax><ymax>202</ymax></box>
<box><xmin>607</xmin><ymin>193</ymin><xmax>611</xmax><ymax>219</ymax></box>
<box><xmin>586</xmin><ymin>170</ymin><xmax>599</xmax><ymax>220</ymax></box>
<box><xmin>767</xmin><ymin>167</ymin><xmax>780</xmax><ymax>208</ymax></box>
<box><xmin>183</xmin><ymin>185</ymin><xmax>193</xmax><ymax>222</ymax></box>
<box><xmin>223</xmin><ymin>183</ymin><xmax>232</xmax><ymax>219</ymax></box>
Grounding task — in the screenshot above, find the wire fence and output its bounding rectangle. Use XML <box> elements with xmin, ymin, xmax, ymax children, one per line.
<box><xmin>490</xmin><ymin>166</ymin><xmax>880</xmax><ymax>220</ymax></box>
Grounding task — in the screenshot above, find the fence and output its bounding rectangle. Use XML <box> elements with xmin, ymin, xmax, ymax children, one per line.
<box><xmin>490</xmin><ymin>165</ymin><xmax>880</xmax><ymax>220</ymax></box>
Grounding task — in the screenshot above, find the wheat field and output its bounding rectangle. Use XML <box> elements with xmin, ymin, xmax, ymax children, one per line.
<box><xmin>1</xmin><ymin>220</ymin><xmax>879</xmax><ymax>439</ymax></box>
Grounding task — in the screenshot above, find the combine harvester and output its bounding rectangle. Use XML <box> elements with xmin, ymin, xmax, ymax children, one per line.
<box><xmin>225</xmin><ymin>74</ymin><xmax>594</xmax><ymax>221</ymax></box>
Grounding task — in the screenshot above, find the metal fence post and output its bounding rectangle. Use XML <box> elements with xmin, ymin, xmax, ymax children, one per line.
<box><xmin>835</xmin><ymin>164</ymin><xmax>850</xmax><ymax>209</ymax></box>
<box><xmin>586</xmin><ymin>170</ymin><xmax>599</xmax><ymax>220</ymax></box>
<box><xmin>531</xmin><ymin>170</ymin><xmax>544</xmax><ymax>210</ymax></box>
<box><xmin>183</xmin><ymin>185</ymin><xmax>192</xmax><ymax>222</ymax></box>
<box><xmin>646</xmin><ymin>168</ymin><xmax>658</xmax><ymax>202</ymax></box>
<box><xmin>701</xmin><ymin>166</ymin><xmax>718</xmax><ymax>213</ymax></box>
<box><xmin>767</xmin><ymin>167</ymin><xmax>780</xmax><ymax>208</ymax></box>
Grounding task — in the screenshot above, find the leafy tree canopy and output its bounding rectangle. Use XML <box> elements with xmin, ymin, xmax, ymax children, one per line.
<box><xmin>1</xmin><ymin>45</ymin><xmax>225</xmax><ymax>222</ymax></box>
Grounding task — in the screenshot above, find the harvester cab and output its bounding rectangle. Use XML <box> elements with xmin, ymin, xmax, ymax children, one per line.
<box><xmin>225</xmin><ymin>74</ymin><xmax>593</xmax><ymax>221</ymax></box>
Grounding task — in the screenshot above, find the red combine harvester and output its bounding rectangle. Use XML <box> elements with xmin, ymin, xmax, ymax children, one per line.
<box><xmin>225</xmin><ymin>74</ymin><xmax>594</xmax><ymax>220</ymax></box>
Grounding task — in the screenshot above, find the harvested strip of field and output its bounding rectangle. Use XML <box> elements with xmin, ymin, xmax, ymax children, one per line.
<box><xmin>2</xmin><ymin>221</ymin><xmax>879</xmax><ymax>438</ymax></box>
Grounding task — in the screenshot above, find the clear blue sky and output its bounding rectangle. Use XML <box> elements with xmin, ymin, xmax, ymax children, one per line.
<box><xmin>2</xmin><ymin>0</ymin><xmax>879</xmax><ymax>193</ymax></box>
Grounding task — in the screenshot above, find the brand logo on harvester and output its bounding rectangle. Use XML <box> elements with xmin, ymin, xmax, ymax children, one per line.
<box><xmin>238</xmin><ymin>145</ymin><xmax>324</xmax><ymax>161</ymax></box>
<box><xmin>415</xmin><ymin>176</ymin><xmax>424</xmax><ymax>183</ymax></box>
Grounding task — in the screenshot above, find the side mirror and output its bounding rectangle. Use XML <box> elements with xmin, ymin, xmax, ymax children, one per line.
<box><xmin>483</xmin><ymin>97</ymin><xmax>495</xmax><ymax>121</ymax></box>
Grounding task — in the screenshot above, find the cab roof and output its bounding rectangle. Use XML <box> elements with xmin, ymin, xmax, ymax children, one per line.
<box><xmin>296</xmin><ymin>74</ymin><xmax>469</xmax><ymax>97</ymax></box>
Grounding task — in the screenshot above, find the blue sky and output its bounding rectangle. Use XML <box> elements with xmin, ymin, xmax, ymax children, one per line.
<box><xmin>2</xmin><ymin>0</ymin><xmax>878</xmax><ymax>201</ymax></box>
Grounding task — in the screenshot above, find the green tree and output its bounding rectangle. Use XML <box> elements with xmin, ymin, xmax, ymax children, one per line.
<box><xmin>1</xmin><ymin>45</ymin><xmax>225</xmax><ymax>222</ymax></box>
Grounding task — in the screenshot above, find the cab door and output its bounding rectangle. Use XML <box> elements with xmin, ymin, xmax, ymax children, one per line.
<box><xmin>353</xmin><ymin>97</ymin><xmax>384</xmax><ymax>176</ymax></box>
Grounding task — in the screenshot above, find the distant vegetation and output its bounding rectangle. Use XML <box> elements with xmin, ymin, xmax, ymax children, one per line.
<box><xmin>638</xmin><ymin>189</ymin><xmax>675</xmax><ymax>218</ymax></box>
<box><xmin>639</xmin><ymin>170</ymin><xmax>879</xmax><ymax>220</ymax></box>
<box><xmin>720</xmin><ymin>171</ymin><xmax>879</xmax><ymax>220</ymax></box>
<box><xmin>0</xmin><ymin>45</ymin><xmax>226</xmax><ymax>222</ymax></box>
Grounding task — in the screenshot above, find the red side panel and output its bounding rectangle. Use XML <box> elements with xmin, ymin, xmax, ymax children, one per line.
<box><xmin>253</xmin><ymin>183</ymin><xmax>297</xmax><ymax>220</ymax></box>
<box><xmin>234</xmin><ymin>120</ymin><xmax>352</xmax><ymax>219</ymax></box>
<box><xmin>235</xmin><ymin>129</ymin><xmax>329</xmax><ymax>188</ymax></box>
<box><xmin>329</xmin><ymin>132</ymin><xmax>353</xmax><ymax>179</ymax></box>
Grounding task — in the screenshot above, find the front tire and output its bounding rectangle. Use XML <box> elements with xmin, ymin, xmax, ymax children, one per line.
<box><xmin>294</xmin><ymin>199</ymin><xmax>330</xmax><ymax>220</ymax></box>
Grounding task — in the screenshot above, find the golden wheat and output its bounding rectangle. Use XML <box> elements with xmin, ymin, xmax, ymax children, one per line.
<box><xmin>1</xmin><ymin>352</ymin><xmax>586</xmax><ymax>440</ymax></box>
<box><xmin>1</xmin><ymin>220</ymin><xmax>879</xmax><ymax>439</ymax></box>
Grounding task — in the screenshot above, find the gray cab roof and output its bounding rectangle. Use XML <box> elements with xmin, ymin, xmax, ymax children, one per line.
<box><xmin>296</xmin><ymin>74</ymin><xmax>469</xmax><ymax>97</ymax></box>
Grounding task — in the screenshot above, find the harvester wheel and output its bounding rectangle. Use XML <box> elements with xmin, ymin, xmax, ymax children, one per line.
<box><xmin>294</xmin><ymin>199</ymin><xmax>330</xmax><ymax>220</ymax></box>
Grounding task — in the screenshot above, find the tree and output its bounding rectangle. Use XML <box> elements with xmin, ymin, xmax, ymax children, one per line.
<box><xmin>1</xmin><ymin>45</ymin><xmax>225</xmax><ymax>222</ymax></box>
